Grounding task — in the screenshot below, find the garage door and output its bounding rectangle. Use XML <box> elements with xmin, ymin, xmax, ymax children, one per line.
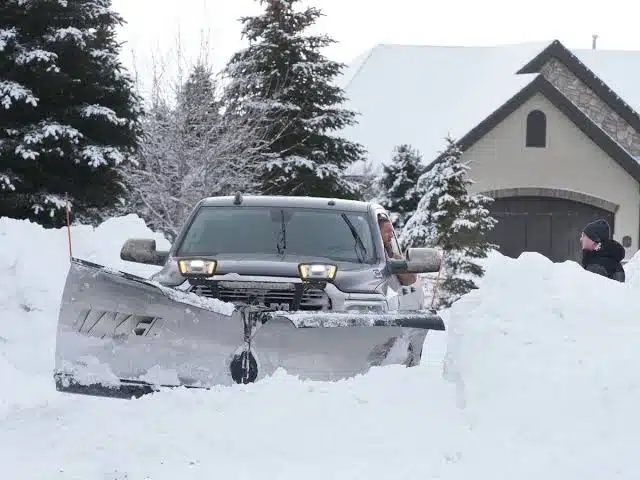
<box><xmin>486</xmin><ymin>196</ymin><xmax>615</xmax><ymax>262</ymax></box>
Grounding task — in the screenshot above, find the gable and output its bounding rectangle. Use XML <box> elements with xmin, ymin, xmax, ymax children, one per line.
<box><xmin>517</xmin><ymin>41</ymin><xmax>640</xmax><ymax>158</ymax></box>
<box><xmin>463</xmin><ymin>91</ymin><xmax>640</xmax><ymax>199</ymax></box>
<box><xmin>449</xmin><ymin>75</ymin><xmax>640</xmax><ymax>183</ymax></box>
<box><xmin>518</xmin><ymin>41</ymin><xmax>640</xmax><ymax>134</ymax></box>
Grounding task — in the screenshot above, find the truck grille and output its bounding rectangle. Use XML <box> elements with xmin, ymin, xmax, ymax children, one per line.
<box><xmin>187</xmin><ymin>280</ymin><xmax>330</xmax><ymax>311</ymax></box>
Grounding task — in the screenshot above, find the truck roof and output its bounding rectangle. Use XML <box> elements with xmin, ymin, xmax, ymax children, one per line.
<box><xmin>198</xmin><ymin>195</ymin><xmax>380</xmax><ymax>213</ymax></box>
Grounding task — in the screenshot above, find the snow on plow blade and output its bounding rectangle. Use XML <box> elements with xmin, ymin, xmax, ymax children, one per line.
<box><xmin>54</xmin><ymin>258</ymin><xmax>445</xmax><ymax>399</ymax></box>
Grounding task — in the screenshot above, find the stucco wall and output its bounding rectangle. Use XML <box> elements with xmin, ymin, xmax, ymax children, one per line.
<box><xmin>462</xmin><ymin>92</ymin><xmax>640</xmax><ymax>257</ymax></box>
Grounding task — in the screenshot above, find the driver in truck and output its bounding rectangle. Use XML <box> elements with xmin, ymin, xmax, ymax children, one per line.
<box><xmin>377</xmin><ymin>215</ymin><xmax>417</xmax><ymax>286</ymax></box>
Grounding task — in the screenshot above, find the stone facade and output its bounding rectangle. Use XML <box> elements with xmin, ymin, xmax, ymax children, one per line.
<box><xmin>540</xmin><ymin>57</ymin><xmax>640</xmax><ymax>157</ymax></box>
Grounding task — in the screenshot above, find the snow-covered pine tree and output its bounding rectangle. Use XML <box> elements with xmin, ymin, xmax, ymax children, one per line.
<box><xmin>400</xmin><ymin>137</ymin><xmax>497</xmax><ymax>308</ymax></box>
<box><xmin>178</xmin><ymin>63</ymin><xmax>220</xmax><ymax>140</ymax></box>
<box><xmin>358</xmin><ymin>159</ymin><xmax>381</xmax><ymax>201</ymax></box>
<box><xmin>222</xmin><ymin>0</ymin><xmax>366</xmax><ymax>199</ymax></box>
<box><xmin>375</xmin><ymin>144</ymin><xmax>426</xmax><ymax>229</ymax></box>
<box><xmin>0</xmin><ymin>0</ymin><xmax>142</xmax><ymax>227</ymax></box>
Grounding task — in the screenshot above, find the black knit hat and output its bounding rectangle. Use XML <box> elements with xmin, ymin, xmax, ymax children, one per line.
<box><xmin>583</xmin><ymin>219</ymin><xmax>611</xmax><ymax>243</ymax></box>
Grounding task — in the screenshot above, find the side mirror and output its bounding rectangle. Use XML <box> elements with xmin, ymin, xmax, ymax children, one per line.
<box><xmin>120</xmin><ymin>239</ymin><xmax>169</xmax><ymax>266</ymax></box>
<box><xmin>387</xmin><ymin>247</ymin><xmax>442</xmax><ymax>274</ymax></box>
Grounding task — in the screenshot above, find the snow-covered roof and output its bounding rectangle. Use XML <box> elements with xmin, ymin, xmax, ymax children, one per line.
<box><xmin>338</xmin><ymin>41</ymin><xmax>640</xmax><ymax>175</ymax></box>
<box><xmin>570</xmin><ymin>48</ymin><xmax>640</xmax><ymax>114</ymax></box>
<box><xmin>335</xmin><ymin>48</ymin><xmax>375</xmax><ymax>90</ymax></box>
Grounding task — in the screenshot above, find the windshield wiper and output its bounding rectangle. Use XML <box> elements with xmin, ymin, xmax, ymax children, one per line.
<box><xmin>276</xmin><ymin>209</ymin><xmax>287</xmax><ymax>256</ymax></box>
<box><xmin>341</xmin><ymin>213</ymin><xmax>367</xmax><ymax>263</ymax></box>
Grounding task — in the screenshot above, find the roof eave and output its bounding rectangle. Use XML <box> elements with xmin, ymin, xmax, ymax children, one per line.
<box><xmin>516</xmin><ymin>40</ymin><xmax>560</xmax><ymax>74</ymax></box>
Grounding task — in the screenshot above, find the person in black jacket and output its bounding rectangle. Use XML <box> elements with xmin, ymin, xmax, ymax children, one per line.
<box><xmin>580</xmin><ymin>219</ymin><xmax>625</xmax><ymax>282</ymax></box>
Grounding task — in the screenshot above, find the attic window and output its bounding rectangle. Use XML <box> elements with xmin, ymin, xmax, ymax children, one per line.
<box><xmin>525</xmin><ymin>110</ymin><xmax>546</xmax><ymax>147</ymax></box>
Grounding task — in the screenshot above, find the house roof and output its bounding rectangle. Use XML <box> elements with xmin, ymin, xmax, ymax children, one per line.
<box><xmin>339</xmin><ymin>40</ymin><xmax>640</xmax><ymax>176</ymax></box>
<box><xmin>336</xmin><ymin>48</ymin><xmax>376</xmax><ymax>90</ymax></box>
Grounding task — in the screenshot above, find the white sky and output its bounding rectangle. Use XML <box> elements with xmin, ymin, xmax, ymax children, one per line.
<box><xmin>112</xmin><ymin>0</ymin><xmax>640</xmax><ymax>96</ymax></box>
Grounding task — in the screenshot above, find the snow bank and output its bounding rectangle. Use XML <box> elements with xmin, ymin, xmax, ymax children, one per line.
<box><xmin>624</xmin><ymin>250</ymin><xmax>640</xmax><ymax>285</ymax></box>
<box><xmin>1</xmin><ymin>216</ymin><xmax>640</xmax><ymax>479</ymax></box>
<box><xmin>442</xmin><ymin>251</ymin><xmax>640</xmax><ymax>477</ymax></box>
<box><xmin>0</xmin><ymin>215</ymin><xmax>170</xmax><ymax>416</ymax></box>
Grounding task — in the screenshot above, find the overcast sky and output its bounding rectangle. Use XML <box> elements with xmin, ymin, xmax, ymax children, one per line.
<box><xmin>111</xmin><ymin>0</ymin><xmax>640</xmax><ymax>96</ymax></box>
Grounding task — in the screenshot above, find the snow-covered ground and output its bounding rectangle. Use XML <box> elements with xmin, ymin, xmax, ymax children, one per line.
<box><xmin>1</xmin><ymin>215</ymin><xmax>640</xmax><ymax>479</ymax></box>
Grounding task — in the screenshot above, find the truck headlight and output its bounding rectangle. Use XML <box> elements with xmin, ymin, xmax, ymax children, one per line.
<box><xmin>298</xmin><ymin>263</ymin><xmax>337</xmax><ymax>281</ymax></box>
<box><xmin>345</xmin><ymin>301</ymin><xmax>388</xmax><ymax>313</ymax></box>
<box><xmin>177</xmin><ymin>258</ymin><xmax>217</xmax><ymax>277</ymax></box>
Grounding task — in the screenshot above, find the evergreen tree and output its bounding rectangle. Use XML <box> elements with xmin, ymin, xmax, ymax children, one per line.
<box><xmin>401</xmin><ymin>137</ymin><xmax>497</xmax><ymax>308</ymax></box>
<box><xmin>222</xmin><ymin>0</ymin><xmax>366</xmax><ymax>199</ymax></box>
<box><xmin>375</xmin><ymin>144</ymin><xmax>426</xmax><ymax>229</ymax></box>
<box><xmin>0</xmin><ymin>0</ymin><xmax>143</xmax><ymax>227</ymax></box>
<box><xmin>358</xmin><ymin>159</ymin><xmax>381</xmax><ymax>201</ymax></box>
<box><xmin>178</xmin><ymin>63</ymin><xmax>219</xmax><ymax>137</ymax></box>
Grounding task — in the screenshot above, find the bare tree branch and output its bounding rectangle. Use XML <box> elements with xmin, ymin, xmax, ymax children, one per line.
<box><xmin>120</xmin><ymin>33</ymin><xmax>289</xmax><ymax>240</ymax></box>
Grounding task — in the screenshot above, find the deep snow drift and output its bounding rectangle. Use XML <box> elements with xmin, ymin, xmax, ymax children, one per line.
<box><xmin>1</xmin><ymin>215</ymin><xmax>640</xmax><ymax>479</ymax></box>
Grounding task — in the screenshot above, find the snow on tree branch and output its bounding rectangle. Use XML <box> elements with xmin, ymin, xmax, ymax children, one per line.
<box><xmin>0</xmin><ymin>81</ymin><xmax>38</xmax><ymax>109</ymax></box>
<box><xmin>15</xmin><ymin>122</ymin><xmax>83</xmax><ymax>158</ymax></box>
<box><xmin>401</xmin><ymin>137</ymin><xmax>497</xmax><ymax>308</ymax></box>
<box><xmin>0</xmin><ymin>174</ymin><xmax>17</xmax><ymax>191</ymax></box>
<box><xmin>80</xmin><ymin>105</ymin><xmax>128</xmax><ymax>126</ymax></box>
<box><xmin>89</xmin><ymin>48</ymin><xmax>112</xmax><ymax>59</ymax></box>
<box><xmin>0</xmin><ymin>28</ymin><xmax>18</xmax><ymax>51</ymax></box>
<box><xmin>44</xmin><ymin>27</ymin><xmax>92</xmax><ymax>47</ymax></box>
<box><xmin>10</xmin><ymin>0</ymin><xmax>69</xmax><ymax>6</ymax></box>
<box><xmin>15</xmin><ymin>50</ymin><xmax>61</xmax><ymax>73</ymax></box>
<box><xmin>0</xmin><ymin>169</ymin><xmax>16</xmax><ymax>192</ymax></box>
<box><xmin>81</xmin><ymin>145</ymin><xmax>125</xmax><ymax>167</ymax></box>
<box><xmin>31</xmin><ymin>193</ymin><xmax>67</xmax><ymax>218</ymax></box>
<box><xmin>1</xmin><ymin>0</ymin><xmax>143</xmax><ymax>227</ymax></box>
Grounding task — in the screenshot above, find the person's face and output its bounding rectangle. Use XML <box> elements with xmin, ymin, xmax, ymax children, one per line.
<box><xmin>580</xmin><ymin>232</ymin><xmax>597</xmax><ymax>251</ymax></box>
<box><xmin>380</xmin><ymin>221</ymin><xmax>394</xmax><ymax>245</ymax></box>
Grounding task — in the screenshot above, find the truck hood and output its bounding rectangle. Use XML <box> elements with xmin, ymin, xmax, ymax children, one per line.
<box><xmin>212</xmin><ymin>257</ymin><xmax>384</xmax><ymax>294</ymax></box>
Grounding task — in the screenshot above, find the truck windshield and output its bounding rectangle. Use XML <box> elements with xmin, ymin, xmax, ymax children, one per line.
<box><xmin>176</xmin><ymin>206</ymin><xmax>377</xmax><ymax>264</ymax></box>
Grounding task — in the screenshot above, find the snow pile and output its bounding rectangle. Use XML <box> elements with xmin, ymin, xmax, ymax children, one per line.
<box><xmin>1</xmin><ymin>216</ymin><xmax>640</xmax><ymax>478</ymax></box>
<box><xmin>0</xmin><ymin>215</ymin><xmax>169</xmax><ymax>416</ymax></box>
<box><xmin>444</xmin><ymin>251</ymin><xmax>640</xmax><ymax>478</ymax></box>
<box><xmin>623</xmin><ymin>250</ymin><xmax>640</xmax><ymax>285</ymax></box>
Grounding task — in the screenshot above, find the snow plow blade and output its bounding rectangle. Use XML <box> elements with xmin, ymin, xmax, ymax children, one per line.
<box><xmin>54</xmin><ymin>258</ymin><xmax>445</xmax><ymax>399</ymax></box>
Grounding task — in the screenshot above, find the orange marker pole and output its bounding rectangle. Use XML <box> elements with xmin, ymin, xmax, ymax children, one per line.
<box><xmin>65</xmin><ymin>194</ymin><xmax>72</xmax><ymax>258</ymax></box>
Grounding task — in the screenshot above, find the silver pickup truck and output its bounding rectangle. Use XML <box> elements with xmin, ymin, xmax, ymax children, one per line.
<box><xmin>54</xmin><ymin>194</ymin><xmax>445</xmax><ymax>398</ymax></box>
<box><xmin>148</xmin><ymin>194</ymin><xmax>436</xmax><ymax>313</ymax></box>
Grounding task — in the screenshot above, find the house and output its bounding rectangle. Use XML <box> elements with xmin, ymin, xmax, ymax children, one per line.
<box><xmin>338</xmin><ymin>40</ymin><xmax>640</xmax><ymax>262</ymax></box>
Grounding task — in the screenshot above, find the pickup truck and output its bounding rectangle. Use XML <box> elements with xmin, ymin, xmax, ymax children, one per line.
<box><xmin>54</xmin><ymin>194</ymin><xmax>445</xmax><ymax>398</ymax></box>
<box><xmin>142</xmin><ymin>194</ymin><xmax>439</xmax><ymax>313</ymax></box>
